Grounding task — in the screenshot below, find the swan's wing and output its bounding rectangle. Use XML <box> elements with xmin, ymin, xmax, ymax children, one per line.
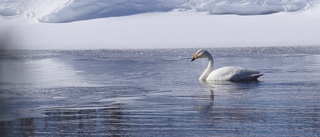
<box><xmin>207</xmin><ymin>66</ymin><xmax>262</xmax><ymax>81</ymax></box>
<box><xmin>207</xmin><ymin>66</ymin><xmax>241</xmax><ymax>80</ymax></box>
<box><xmin>232</xmin><ymin>67</ymin><xmax>262</xmax><ymax>81</ymax></box>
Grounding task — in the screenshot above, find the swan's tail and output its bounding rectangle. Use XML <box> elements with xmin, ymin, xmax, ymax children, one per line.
<box><xmin>250</xmin><ymin>74</ymin><xmax>263</xmax><ymax>81</ymax></box>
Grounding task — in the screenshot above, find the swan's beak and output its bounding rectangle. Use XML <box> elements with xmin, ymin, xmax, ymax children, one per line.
<box><xmin>191</xmin><ymin>54</ymin><xmax>198</xmax><ymax>62</ymax></box>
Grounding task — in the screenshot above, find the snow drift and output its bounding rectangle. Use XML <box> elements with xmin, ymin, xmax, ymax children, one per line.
<box><xmin>0</xmin><ymin>0</ymin><xmax>320</xmax><ymax>49</ymax></box>
<box><xmin>1</xmin><ymin>0</ymin><xmax>318</xmax><ymax>23</ymax></box>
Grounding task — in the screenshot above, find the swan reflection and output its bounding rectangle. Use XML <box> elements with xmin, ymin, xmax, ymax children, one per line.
<box><xmin>197</xmin><ymin>80</ymin><xmax>267</xmax><ymax>128</ymax></box>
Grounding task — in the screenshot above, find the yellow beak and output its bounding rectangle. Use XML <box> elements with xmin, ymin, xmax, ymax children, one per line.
<box><xmin>191</xmin><ymin>54</ymin><xmax>198</xmax><ymax>62</ymax></box>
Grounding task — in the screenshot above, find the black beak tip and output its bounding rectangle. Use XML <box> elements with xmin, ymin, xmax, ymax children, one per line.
<box><xmin>191</xmin><ymin>58</ymin><xmax>195</xmax><ymax>62</ymax></box>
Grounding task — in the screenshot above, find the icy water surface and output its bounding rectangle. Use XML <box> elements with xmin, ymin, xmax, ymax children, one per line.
<box><xmin>1</xmin><ymin>47</ymin><xmax>320</xmax><ymax>136</ymax></box>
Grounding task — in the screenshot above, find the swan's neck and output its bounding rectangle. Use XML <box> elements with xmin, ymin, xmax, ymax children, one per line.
<box><xmin>199</xmin><ymin>53</ymin><xmax>213</xmax><ymax>81</ymax></box>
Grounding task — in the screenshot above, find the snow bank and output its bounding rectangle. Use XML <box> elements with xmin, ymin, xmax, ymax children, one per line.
<box><xmin>0</xmin><ymin>0</ymin><xmax>320</xmax><ymax>49</ymax></box>
<box><xmin>0</xmin><ymin>0</ymin><xmax>318</xmax><ymax>23</ymax></box>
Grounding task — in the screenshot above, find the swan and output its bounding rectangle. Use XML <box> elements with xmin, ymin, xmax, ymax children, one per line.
<box><xmin>191</xmin><ymin>49</ymin><xmax>263</xmax><ymax>81</ymax></box>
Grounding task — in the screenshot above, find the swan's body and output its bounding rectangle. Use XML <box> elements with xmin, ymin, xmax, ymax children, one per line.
<box><xmin>192</xmin><ymin>49</ymin><xmax>262</xmax><ymax>81</ymax></box>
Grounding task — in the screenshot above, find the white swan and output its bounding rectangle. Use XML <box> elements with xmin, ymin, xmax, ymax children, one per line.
<box><xmin>191</xmin><ymin>49</ymin><xmax>263</xmax><ymax>81</ymax></box>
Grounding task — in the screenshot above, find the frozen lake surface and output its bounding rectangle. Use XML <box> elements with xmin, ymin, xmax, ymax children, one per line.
<box><xmin>1</xmin><ymin>47</ymin><xmax>320</xmax><ymax>136</ymax></box>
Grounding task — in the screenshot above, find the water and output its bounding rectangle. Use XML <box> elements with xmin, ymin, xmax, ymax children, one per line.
<box><xmin>1</xmin><ymin>47</ymin><xmax>320</xmax><ymax>136</ymax></box>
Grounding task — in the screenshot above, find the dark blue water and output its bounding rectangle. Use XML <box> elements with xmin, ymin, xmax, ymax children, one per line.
<box><xmin>1</xmin><ymin>47</ymin><xmax>320</xmax><ymax>136</ymax></box>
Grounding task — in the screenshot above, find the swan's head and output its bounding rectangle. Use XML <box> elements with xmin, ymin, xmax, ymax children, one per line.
<box><xmin>191</xmin><ymin>49</ymin><xmax>207</xmax><ymax>62</ymax></box>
